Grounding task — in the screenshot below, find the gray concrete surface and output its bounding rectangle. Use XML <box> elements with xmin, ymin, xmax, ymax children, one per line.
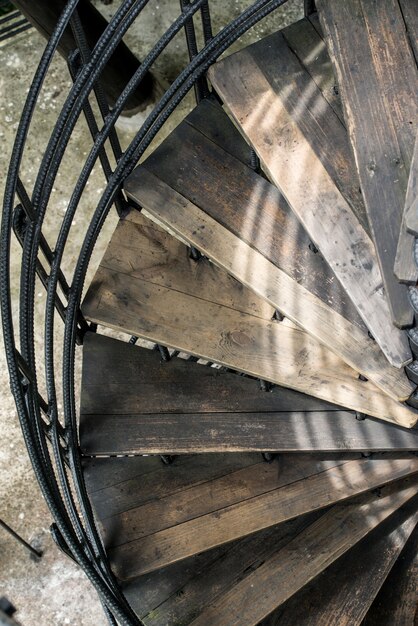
<box><xmin>0</xmin><ymin>1</ymin><xmax>303</xmax><ymax>623</ymax></box>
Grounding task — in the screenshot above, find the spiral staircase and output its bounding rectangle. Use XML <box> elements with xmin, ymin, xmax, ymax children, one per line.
<box><xmin>1</xmin><ymin>0</ymin><xmax>418</xmax><ymax>624</ymax></box>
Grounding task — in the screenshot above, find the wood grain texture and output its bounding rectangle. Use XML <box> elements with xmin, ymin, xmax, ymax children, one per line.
<box><xmin>128</xmin><ymin>512</ymin><xmax>323</xmax><ymax>625</ymax></box>
<box><xmin>189</xmin><ymin>477</ymin><xmax>418</xmax><ymax>626</ymax></box>
<box><xmin>82</xmin><ymin>209</ymin><xmax>417</xmax><ymax>424</ymax></box>
<box><xmin>405</xmin><ymin>135</ymin><xmax>418</xmax><ymax>235</ymax></box>
<box><xmin>108</xmin><ymin>456</ymin><xmax>418</xmax><ymax>579</ymax></box>
<box><xmin>126</xmin><ymin>96</ymin><xmax>412</xmax><ymax>369</ymax></box>
<box><xmin>317</xmin><ymin>0</ymin><xmax>418</xmax><ymax>319</ymax></box>
<box><xmin>123</xmin><ymin>173</ymin><xmax>415</xmax><ymax>410</ymax></box>
<box><xmin>80</xmin><ymin>333</ymin><xmax>418</xmax><ymax>455</ymax></box>
<box><xmin>260</xmin><ymin>497</ymin><xmax>418</xmax><ymax>626</ymax></box>
<box><xmin>399</xmin><ymin>0</ymin><xmax>418</xmax><ymax>64</ymax></box>
<box><xmin>143</xmin><ymin>109</ymin><xmax>366</xmax><ymax>334</ymax></box>
<box><xmin>208</xmin><ymin>20</ymin><xmax>413</xmax><ymax>334</ymax></box>
<box><xmin>99</xmin><ymin>455</ymin><xmax>350</xmax><ymax>549</ymax></box>
<box><xmin>80</xmin><ymin>332</ymin><xmax>340</xmax><ymax>416</ymax></box>
<box><xmin>363</xmin><ymin>521</ymin><xmax>418</xmax><ymax>626</ymax></box>
<box><xmin>282</xmin><ymin>16</ymin><xmax>365</xmax><ymax>226</ymax></box>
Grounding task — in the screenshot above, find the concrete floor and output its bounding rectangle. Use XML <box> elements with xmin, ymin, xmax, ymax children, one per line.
<box><xmin>0</xmin><ymin>1</ymin><xmax>303</xmax><ymax>623</ymax></box>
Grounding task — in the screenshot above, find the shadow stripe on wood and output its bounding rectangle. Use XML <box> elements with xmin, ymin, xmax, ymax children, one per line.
<box><xmin>260</xmin><ymin>497</ymin><xmax>418</xmax><ymax>626</ymax></box>
<box><xmin>123</xmin><ymin>173</ymin><xmax>414</xmax><ymax>405</ymax></box>
<box><xmin>81</xmin><ymin>211</ymin><xmax>417</xmax><ymax>425</ymax></box>
<box><xmin>362</xmin><ymin>519</ymin><xmax>418</xmax><ymax>626</ymax></box>
<box><xmin>125</xmin><ymin>97</ymin><xmax>412</xmax><ymax>371</ymax></box>
<box><xmin>207</xmin><ymin>17</ymin><xmax>413</xmax><ymax>333</ymax></box>
<box><xmin>79</xmin><ymin>333</ymin><xmax>418</xmax><ymax>455</ymax></box>
<box><xmin>317</xmin><ymin>0</ymin><xmax>418</xmax><ymax>318</ymax></box>
<box><xmin>404</xmin><ymin>135</ymin><xmax>418</xmax><ymax>236</ymax></box>
<box><xmin>189</xmin><ymin>477</ymin><xmax>418</xmax><ymax>626</ymax></box>
<box><xmin>108</xmin><ymin>456</ymin><xmax>418</xmax><ymax>579</ymax></box>
<box><xmin>130</xmin><ymin>498</ymin><xmax>418</xmax><ymax>626</ymax></box>
<box><xmin>99</xmin><ymin>455</ymin><xmax>352</xmax><ymax>549</ymax></box>
<box><xmin>126</xmin><ymin>512</ymin><xmax>324</xmax><ymax>626</ymax></box>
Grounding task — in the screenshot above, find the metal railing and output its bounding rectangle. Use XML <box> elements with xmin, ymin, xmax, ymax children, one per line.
<box><xmin>0</xmin><ymin>1</ymin><xmax>294</xmax><ymax>623</ymax></box>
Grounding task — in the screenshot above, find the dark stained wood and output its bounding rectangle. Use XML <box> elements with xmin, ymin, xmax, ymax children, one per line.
<box><xmin>260</xmin><ymin>497</ymin><xmax>418</xmax><ymax>626</ymax></box>
<box><xmin>317</xmin><ymin>0</ymin><xmax>418</xmax><ymax>320</ymax></box>
<box><xmin>399</xmin><ymin>0</ymin><xmax>418</xmax><ymax>64</ymax></box>
<box><xmin>80</xmin><ymin>333</ymin><xmax>418</xmax><ymax>455</ymax></box>
<box><xmin>98</xmin><ymin>456</ymin><xmax>350</xmax><ymax>549</ymax></box>
<box><xmin>81</xmin><ymin>210</ymin><xmax>417</xmax><ymax>423</ymax></box>
<box><xmin>363</xmin><ymin>521</ymin><xmax>418</xmax><ymax>626</ymax></box>
<box><xmin>126</xmin><ymin>512</ymin><xmax>323</xmax><ymax>625</ymax></box>
<box><xmin>189</xmin><ymin>477</ymin><xmax>418</xmax><ymax>626</ymax></box>
<box><xmin>84</xmin><ymin>453</ymin><xmax>260</xmax><ymax>520</ymax></box>
<box><xmin>186</xmin><ymin>97</ymin><xmax>254</xmax><ymax>167</ymax></box>
<box><xmin>107</xmin><ymin>456</ymin><xmax>418</xmax><ymax>579</ymax></box>
<box><xmin>80</xmin><ymin>410</ymin><xmax>418</xmax><ymax>455</ymax></box>
<box><xmin>81</xmin><ymin>332</ymin><xmax>339</xmax><ymax>416</ymax></box>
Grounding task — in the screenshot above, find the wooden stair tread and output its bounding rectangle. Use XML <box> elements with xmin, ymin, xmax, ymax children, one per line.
<box><xmin>139</xmin><ymin>100</ymin><xmax>366</xmax><ymax>336</ymax></box>
<box><xmin>317</xmin><ymin>1</ymin><xmax>418</xmax><ymax>312</ymax></box>
<box><xmin>363</xmin><ymin>522</ymin><xmax>418</xmax><ymax>625</ymax></box>
<box><xmin>399</xmin><ymin>0</ymin><xmax>418</xmax><ymax>64</ymax></box>
<box><xmin>125</xmin><ymin>97</ymin><xmax>413</xmax><ymax>382</ymax></box>
<box><xmin>124</xmin><ymin>97</ymin><xmax>413</xmax><ymax>375</ymax></box>
<box><xmin>80</xmin><ymin>332</ymin><xmax>418</xmax><ymax>454</ymax></box>
<box><xmin>404</xmin><ymin>134</ymin><xmax>418</xmax><ymax>236</ymax></box>
<box><xmin>189</xmin><ymin>478</ymin><xmax>418</xmax><ymax>626</ymax></box>
<box><xmin>260</xmin><ymin>498</ymin><xmax>418</xmax><ymax>626</ymax></box>
<box><xmin>124</xmin><ymin>512</ymin><xmax>324</xmax><ymax>625</ymax></box>
<box><xmin>124</xmin><ymin>136</ymin><xmax>415</xmax><ymax>398</ymax></box>
<box><xmin>83</xmin><ymin>453</ymin><xmax>418</xmax><ymax>625</ymax></box>
<box><xmin>81</xmin><ymin>211</ymin><xmax>417</xmax><ymax>425</ymax></box>
<box><xmin>207</xmin><ymin>15</ymin><xmax>413</xmax><ymax>331</ymax></box>
<box><xmin>103</xmin><ymin>454</ymin><xmax>418</xmax><ymax>579</ymax></box>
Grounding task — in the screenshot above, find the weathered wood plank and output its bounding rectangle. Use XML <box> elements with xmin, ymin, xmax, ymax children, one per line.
<box><xmin>405</xmin><ymin>134</ymin><xmax>418</xmax><ymax>235</ymax></box>
<box><xmin>108</xmin><ymin>456</ymin><xmax>418</xmax><ymax>579</ymax></box>
<box><xmin>82</xmin><ymin>210</ymin><xmax>417</xmax><ymax>424</ymax></box>
<box><xmin>317</xmin><ymin>0</ymin><xmax>418</xmax><ymax>317</ymax></box>
<box><xmin>189</xmin><ymin>477</ymin><xmax>418</xmax><ymax>626</ymax></box>
<box><xmin>395</xmin><ymin>135</ymin><xmax>418</xmax><ymax>282</ymax></box>
<box><xmin>125</xmin><ymin>174</ymin><xmax>414</xmax><ymax>406</ymax></box>
<box><xmin>129</xmin><ymin>512</ymin><xmax>323</xmax><ymax>625</ymax></box>
<box><xmin>99</xmin><ymin>456</ymin><xmax>351</xmax><ymax>550</ymax></box>
<box><xmin>142</xmin><ymin>115</ymin><xmax>366</xmax><ymax>334</ymax></box>
<box><xmin>85</xmin><ymin>453</ymin><xmax>261</xmax><ymax>520</ymax></box>
<box><xmin>208</xmin><ymin>21</ymin><xmax>413</xmax><ymax>330</ymax></box>
<box><xmin>80</xmin><ymin>333</ymin><xmax>418</xmax><ymax>455</ymax></box>
<box><xmin>80</xmin><ymin>410</ymin><xmax>418</xmax><ymax>455</ymax></box>
<box><xmin>260</xmin><ymin>498</ymin><xmax>418</xmax><ymax>626</ymax></box>
<box><xmin>363</xmin><ymin>522</ymin><xmax>418</xmax><ymax>626</ymax></box>
<box><xmin>135</xmin><ymin>97</ymin><xmax>412</xmax><ymax>368</ymax></box>
<box><xmin>399</xmin><ymin>0</ymin><xmax>418</xmax><ymax>64</ymax></box>
<box><xmin>81</xmin><ymin>332</ymin><xmax>339</xmax><ymax>416</ymax></box>
<box><xmin>281</xmin><ymin>18</ymin><xmax>349</xmax><ymax>160</ymax></box>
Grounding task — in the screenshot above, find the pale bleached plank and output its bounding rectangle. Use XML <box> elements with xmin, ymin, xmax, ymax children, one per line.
<box><xmin>317</xmin><ymin>0</ymin><xmax>418</xmax><ymax>320</ymax></box>
<box><xmin>123</xmin><ymin>170</ymin><xmax>415</xmax><ymax>409</ymax></box>
<box><xmin>208</xmin><ymin>26</ymin><xmax>413</xmax><ymax>333</ymax></box>
<box><xmin>405</xmin><ymin>134</ymin><xmax>418</xmax><ymax>236</ymax></box>
<box><xmin>189</xmin><ymin>477</ymin><xmax>418</xmax><ymax>626</ymax></box>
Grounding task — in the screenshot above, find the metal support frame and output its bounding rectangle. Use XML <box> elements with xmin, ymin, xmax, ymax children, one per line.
<box><xmin>0</xmin><ymin>519</ymin><xmax>42</xmax><ymax>559</ymax></box>
<box><xmin>1</xmin><ymin>0</ymin><xmax>415</xmax><ymax>623</ymax></box>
